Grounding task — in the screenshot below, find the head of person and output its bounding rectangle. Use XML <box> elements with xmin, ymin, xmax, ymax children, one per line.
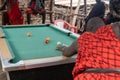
<box><xmin>96</xmin><ymin>0</ymin><xmax>101</xmax><ymax>3</ymax></box>
<box><xmin>85</xmin><ymin>17</ymin><xmax>105</xmax><ymax>33</ymax></box>
<box><xmin>111</xmin><ymin>0</ymin><xmax>120</xmax><ymax>13</ymax></box>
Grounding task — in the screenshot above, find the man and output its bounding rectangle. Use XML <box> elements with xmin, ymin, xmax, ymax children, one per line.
<box><xmin>0</xmin><ymin>0</ymin><xmax>24</xmax><ymax>25</ymax></box>
<box><xmin>84</xmin><ymin>0</ymin><xmax>105</xmax><ymax>28</ymax></box>
<box><xmin>56</xmin><ymin>17</ymin><xmax>120</xmax><ymax>80</ymax></box>
<box><xmin>26</xmin><ymin>0</ymin><xmax>46</xmax><ymax>24</ymax></box>
<box><xmin>105</xmin><ymin>0</ymin><xmax>120</xmax><ymax>24</ymax></box>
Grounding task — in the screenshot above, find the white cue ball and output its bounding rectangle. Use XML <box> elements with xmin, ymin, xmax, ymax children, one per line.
<box><xmin>57</xmin><ymin>41</ymin><xmax>61</xmax><ymax>45</ymax></box>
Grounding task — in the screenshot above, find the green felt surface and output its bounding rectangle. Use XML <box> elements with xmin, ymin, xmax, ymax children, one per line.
<box><xmin>1</xmin><ymin>25</ymin><xmax>77</xmax><ymax>63</ymax></box>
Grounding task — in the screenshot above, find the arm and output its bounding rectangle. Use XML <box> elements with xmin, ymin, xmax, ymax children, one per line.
<box><xmin>56</xmin><ymin>39</ymin><xmax>78</xmax><ymax>57</ymax></box>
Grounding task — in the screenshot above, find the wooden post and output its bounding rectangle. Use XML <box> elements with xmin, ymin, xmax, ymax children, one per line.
<box><xmin>70</xmin><ymin>0</ymin><xmax>72</xmax><ymax>24</ymax></box>
<box><xmin>70</xmin><ymin>0</ymin><xmax>72</xmax><ymax>15</ymax></box>
<box><xmin>79</xmin><ymin>0</ymin><xmax>87</xmax><ymax>32</ymax></box>
<box><xmin>72</xmin><ymin>0</ymin><xmax>81</xmax><ymax>26</ymax></box>
<box><xmin>26</xmin><ymin>0</ymin><xmax>31</xmax><ymax>24</ymax></box>
<box><xmin>84</xmin><ymin>0</ymin><xmax>87</xmax><ymax>17</ymax></box>
<box><xmin>26</xmin><ymin>13</ymin><xmax>31</xmax><ymax>24</ymax></box>
<box><xmin>49</xmin><ymin>0</ymin><xmax>54</xmax><ymax>23</ymax></box>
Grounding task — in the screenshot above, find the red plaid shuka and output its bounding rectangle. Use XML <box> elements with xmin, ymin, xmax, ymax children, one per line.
<box><xmin>7</xmin><ymin>0</ymin><xmax>24</xmax><ymax>25</ymax></box>
<box><xmin>72</xmin><ymin>25</ymin><xmax>120</xmax><ymax>80</ymax></box>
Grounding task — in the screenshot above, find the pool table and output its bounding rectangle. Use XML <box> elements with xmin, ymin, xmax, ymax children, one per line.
<box><xmin>0</xmin><ymin>24</ymin><xmax>79</xmax><ymax>80</ymax></box>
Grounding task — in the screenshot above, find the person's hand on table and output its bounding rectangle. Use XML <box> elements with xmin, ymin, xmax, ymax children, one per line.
<box><xmin>56</xmin><ymin>46</ymin><xmax>67</xmax><ymax>52</ymax></box>
<box><xmin>56</xmin><ymin>39</ymin><xmax>78</xmax><ymax>57</ymax></box>
<box><xmin>56</xmin><ymin>45</ymin><xmax>71</xmax><ymax>57</ymax></box>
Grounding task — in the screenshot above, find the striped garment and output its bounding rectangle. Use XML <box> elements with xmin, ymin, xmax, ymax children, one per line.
<box><xmin>72</xmin><ymin>25</ymin><xmax>120</xmax><ymax>80</ymax></box>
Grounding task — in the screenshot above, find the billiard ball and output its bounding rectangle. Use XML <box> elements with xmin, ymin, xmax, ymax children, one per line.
<box><xmin>45</xmin><ymin>40</ymin><xmax>49</xmax><ymax>44</ymax></box>
<box><xmin>27</xmin><ymin>32</ymin><xmax>31</xmax><ymax>37</ymax></box>
<box><xmin>46</xmin><ymin>37</ymin><xmax>50</xmax><ymax>41</ymax></box>
<box><xmin>45</xmin><ymin>37</ymin><xmax>50</xmax><ymax>44</ymax></box>
<box><xmin>57</xmin><ymin>41</ymin><xmax>63</xmax><ymax>47</ymax></box>
<box><xmin>57</xmin><ymin>41</ymin><xmax>61</xmax><ymax>45</ymax></box>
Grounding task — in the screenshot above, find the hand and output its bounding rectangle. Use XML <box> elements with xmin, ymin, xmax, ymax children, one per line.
<box><xmin>56</xmin><ymin>46</ymin><xmax>67</xmax><ymax>52</ymax></box>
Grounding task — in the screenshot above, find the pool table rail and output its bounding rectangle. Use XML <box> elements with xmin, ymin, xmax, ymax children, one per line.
<box><xmin>0</xmin><ymin>28</ymin><xmax>6</xmax><ymax>38</ymax></box>
<box><xmin>52</xmin><ymin>24</ymin><xmax>80</xmax><ymax>37</ymax></box>
<box><xmin>1</xmin><ymin>54</ymin><xmax>77</xmax><ymax>72</ymax></box>
<box><xmin>0</xmin><ymin>38</ymin><xmax>12</xmax><ymax>59</ymax></box>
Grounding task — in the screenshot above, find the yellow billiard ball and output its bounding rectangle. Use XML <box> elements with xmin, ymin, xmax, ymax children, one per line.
<box><xmin>45</xmin><ymin>37</ymin><xmax>50</xmax><ymax>44</ymax></box>
<box><xmin>27</xmin><ymin>32</ymin><xmax>31</xmax><ymax>37</ymax></box>
<box><xmin>46</xmin><ymin>37</ymin><xmax>50</xmax><ymax>41</ymax></box>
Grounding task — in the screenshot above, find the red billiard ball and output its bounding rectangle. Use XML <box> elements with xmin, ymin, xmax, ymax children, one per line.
<box><xmin>45</xmin><ymin>37</ymin><xmax>50</xmax><ymax>44</ymax></box>
<box><xmin>45</xmin><ymin>40</ymin><xmax>49</xmax><ymax>44</ymax></box>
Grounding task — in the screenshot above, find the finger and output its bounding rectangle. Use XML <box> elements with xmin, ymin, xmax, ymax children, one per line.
<box><xmin>56</xmin><ymin>46</ymin><xmax>66</xmax><ymax>51</ymax></box>
<box><xmin>56</xmin><ymin>46</ymin><xmax>63</xmax><ymax>50</ymax></box>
